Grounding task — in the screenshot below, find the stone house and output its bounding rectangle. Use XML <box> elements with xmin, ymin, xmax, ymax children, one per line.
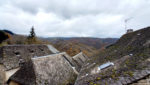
<box><xmin>0</xmin><ymin>45</ymin><xmax>59</xmax><ymax>85</ymax></box>
<box><xmin>7</xmin><ymin>52</ymin><xmax>78</xmax><ymax>85</ymax></box>
<box><xmin>127</xmin><ymin>29</ymin><xmax>134</xmax><ymax>33</ymax></box>
<box><xmin>0</xmin><ymin>45</ymin><xmax>88</xmax><ymax>85</ymax></box>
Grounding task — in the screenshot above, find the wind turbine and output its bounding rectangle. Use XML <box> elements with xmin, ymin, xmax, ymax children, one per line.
<box><xmin>124</xmin><ymin>17</ymin><xmax>133</xmax><ymax>32</ymax></box>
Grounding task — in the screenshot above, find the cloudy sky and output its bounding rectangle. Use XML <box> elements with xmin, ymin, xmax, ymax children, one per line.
<box><xmin>0</xmin><ymin>0</ymin><xmax>150</xmax><ymax>38</ymax></box>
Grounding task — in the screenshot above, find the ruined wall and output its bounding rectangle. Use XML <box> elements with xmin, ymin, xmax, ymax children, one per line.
<box><xmin>0</xmin><ymin>45</ymin><xmax>53</xmax><ymax>70</ymax></box>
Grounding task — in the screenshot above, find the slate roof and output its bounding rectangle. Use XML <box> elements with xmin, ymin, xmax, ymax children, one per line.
<box><xmin>8</xmin><ymin>61</ymin><xmax>36</xmax><ymax>85</ymax></box>
<box><xmin>47</xmin><ymin>45</ymin><xmax>59</xmax><ymax>53</ymax></box>
<box><xmin>72</xmin><ymin>52</ymin><xmax>88</xmax><ymax>71</ymax></box>
<box><xmin>8</xmin><ymin>52</ymin><xmax>78</xmax><ymax>85</ymax></box>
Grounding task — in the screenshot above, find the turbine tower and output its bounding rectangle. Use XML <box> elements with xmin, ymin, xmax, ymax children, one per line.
<box><xmin>124</xmin><ymin>17</ymin><xmax>133</xmax><ymax>32</ymax></box>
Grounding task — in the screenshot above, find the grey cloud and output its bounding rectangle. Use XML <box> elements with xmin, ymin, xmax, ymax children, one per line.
<box><xmin>0</xmin><ymin>0</ymin><xmax>150</xmax><ymax>38</ymax></box>
<box><xmin>3</xmin><ymin>0</ymin><xmax>122</xmax><ymax>18</ymax></box>
<box><xmin>2</xmin><ymin>0</ymin><xmax>148</xmax><ymax>18</ymax></box>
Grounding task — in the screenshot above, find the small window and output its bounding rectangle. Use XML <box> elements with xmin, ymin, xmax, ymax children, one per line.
<box><xmin>30</xmin><ymin>50</ymin><xmax>34</xmax><ymax>53</ymax></box>
<box><xmin>14</xmin><ymin>51</ymin><xmax>20</xmax><ymax>56</ymax></box>
<box><xmin>19</xmin><ymin>59</ymin><xmax>25</xmax><ymax>66</ymax></box>
<box><xmin>40</xmin><ymin>48</ymin><xmax>44</xmax><ymax>51</ymax></box>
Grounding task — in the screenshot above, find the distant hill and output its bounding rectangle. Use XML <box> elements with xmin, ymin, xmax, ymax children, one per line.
<box><xmin>0</xmin><ymin>29</ymin><xmax>15</xmax><ymax>43</ymax></box>
<box><xmin>50</xmin><ymin>39</ymin><xmax>98</xmax><ymax>56</ymax></box>
<box><xmin>45</xmin><ymin>37</ymin><xmax>118</xmax><ymax>49</ymax></box>
<box><xmin>0</xmin><ymin>30</ymin><xmax>9</xmax><ymax>43</ymax></box>
<box><xmin>0</xmin><ymin>29</ymin><xmax>118</xmax><ymax>57</ymax></box>
<box><xmin>44</xmin><ymin>37</ymin><xmax>118</xmax><ymax>56</ymax></box>
<box><xmin>2</xmin><ymin>29</ymin><xmax>14</xmax><ymax>35</ymax></box>
<box><xmin>75</xmin><ymin>26</ymin><xmax>150</xmax><ymax>85</ymax></box>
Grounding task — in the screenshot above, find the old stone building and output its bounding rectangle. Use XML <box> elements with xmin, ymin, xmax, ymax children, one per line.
<box><xmin>7</xmin><ymin>52</ymin><xmax>78</xmax><ymax>85</ymax></box>
<box><xmin>127</xmin><ymin>29</ymin><xmax>134</xmax><ymax>33</ymax></box>
<box><xmin>0</xmin><ymin>45</ymin><xmax>88</xmax><ymax>85</ymax></box>
<box><xmin>0</xmin><ymin>44</ymin><xmax>59</xmax><ymax>84</ymax></box>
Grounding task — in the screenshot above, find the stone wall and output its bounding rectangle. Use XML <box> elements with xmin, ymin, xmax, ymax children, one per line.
<box><xmin>0</xmin><ymin>45</ymin><xmax>53</xmax><ymax>70</ymax></box>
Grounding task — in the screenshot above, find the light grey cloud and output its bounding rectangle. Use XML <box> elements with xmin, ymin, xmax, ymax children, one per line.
<box><xmin>0</xmin><ymin>0</ymin><xmax>150</xmax><ymax>38</ymax></box>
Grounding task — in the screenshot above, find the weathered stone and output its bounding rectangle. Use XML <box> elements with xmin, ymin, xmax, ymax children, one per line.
<box><xmin>8</xmin><ymin>52</ymin><xmax>78</xmax><ymax>85</ymax></box>
<box><xmin>0</xmin><ymin>45</ymin><xmax>54</xmax><ymax>70</ymax></box>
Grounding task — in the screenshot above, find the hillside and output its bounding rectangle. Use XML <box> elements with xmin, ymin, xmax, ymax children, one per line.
<box><xmin>45</xmin><ymin>37</ymin><xmax>118</xmax><ymax>56</ymax></box>
<box><xmin>75</xmin><ymin>26</ymin><xmax>150</xmax><ymax>85</ymax></box>
<box><xmin>50</xmin><ymin>39</ymin><xmax>98</xmax><ymax>57</ymax></box>
<box><xmin>46</xmin><ymin>37</ymin><xmax>118</xmax><ymax>49</ymax></box>
<box><xmin>0</xmin><ymin>30</ymin><xmax>10</xmax><ymax>43</ymax></box>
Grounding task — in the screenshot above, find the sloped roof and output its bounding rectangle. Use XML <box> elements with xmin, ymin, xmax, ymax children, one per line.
<box><xmin>9</xmin><ymin>52</ymin><xmax>77</xmax><ymax>85</ymax></box>
<box><xmin>73</xmin><ymin>52</ymin><xmax>87</xmax><ymax>66</ymax></box>
<box><xmin>72</xmin><ymin>52</ymin><xmax>88</xmax><ymax>72</ymax></box>
<box><xmin>8</xmin><ymin>61</ymin><xmax>36</xmax><ymax>85</ymax></box>
<box><xmin>47</xmin><ymin>45</ymin><xmax>59</xmax><ymax>53</ymax></box>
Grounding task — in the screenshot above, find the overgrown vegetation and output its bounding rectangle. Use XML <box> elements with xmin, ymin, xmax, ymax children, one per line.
<box><xmin>78</xmin><ymin>27</ymin><xmax>150</xmax><ymax>84</ymax></box>
<box><xmin>0</xmin><ymin>30</ymin><xmax>9</xmax><ymax>43</ymax></box>
<box><xmin>26</xmin><ymin>26</ymin><xmax>38</xmax><ymax>44</ymax></box>
<box><xmin>0</xmin><ymin>27</ymin><xmax>51</xmax><ymax>46</ymax></box>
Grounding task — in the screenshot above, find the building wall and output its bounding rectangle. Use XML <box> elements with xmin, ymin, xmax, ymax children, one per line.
<box><xmin>5</xmin><ymin>68</ymin><xmax>20</xmax><ymax>82</ymax></box>
<box><xmin>0</xmin><ymin>64</ymin><xmax>20</xmax><ymax>84</ymax></box>
<box><xmin>0</xmin><ymin>45</ymin><xmax>53</xmax><ymax>70</ymax></box>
